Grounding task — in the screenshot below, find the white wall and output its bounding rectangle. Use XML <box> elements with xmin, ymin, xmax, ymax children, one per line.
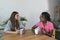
<box><xmin>48</xmin><ymin>0</ymin><xmax>60</xmax><ymax>20</ymax></box>
<box><xmin>0</xmin><ymin>0</ymin><xmax>49</xmax><ymax>29</ymax></box>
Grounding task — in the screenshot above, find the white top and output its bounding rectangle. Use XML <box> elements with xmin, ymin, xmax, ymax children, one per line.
<box><xmin>4</xmin><ymin>20</ymin><xmax>24</xmax><ymax>32</ymax></box>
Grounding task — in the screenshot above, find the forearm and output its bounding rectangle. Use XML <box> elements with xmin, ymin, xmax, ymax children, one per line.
<box><xmin>5</xmin><ymin>31</ymin><xmax>16</xmax><ymax>34</ymax></box>
<box><xmin>32</xmin><ymin>25</ymin><xmax>37</xmax><ymax>34</ymax></box>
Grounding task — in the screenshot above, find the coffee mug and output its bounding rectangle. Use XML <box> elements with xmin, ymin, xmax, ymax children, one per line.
<box><xmin>35</xmin><ymin>27</ymin><xmax>40</xmax><ymax>35</ymax></box>
<box><xmin>20</xmin><ymin>29</ymin><xmax>23</xmax><ymax>35</ymax></box>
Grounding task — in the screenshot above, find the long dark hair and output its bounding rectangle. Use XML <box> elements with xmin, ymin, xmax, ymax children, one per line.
<box><xmin>10</xmin><ymin>11</ymin><xmax>19</xmax><ymax>31</ymax></box>
<box><xmin>41</xmin><ymin>12</ymin><xmax>51</xmax><ymax>21</ymax></box>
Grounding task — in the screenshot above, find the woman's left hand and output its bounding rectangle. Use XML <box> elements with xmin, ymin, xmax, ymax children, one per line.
<box><xmin>41</xmin><ymin>29</ymin><xmax>46</xmax><ymax>34</ymax></box>
<box><xmin>16</xmin><ymin>30</ymin><xmax>20</xmax><ymax>34</ymax></box>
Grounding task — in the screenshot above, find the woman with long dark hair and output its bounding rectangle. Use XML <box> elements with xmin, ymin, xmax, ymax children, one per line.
<box><xmin>4</xmin><ymin>11</ymin><xmax>25</xmax><ymax>34</ymax></box>
<box><xmin>32</xmin><ymin>12</ymin><xmax>54</xmax><ymax>37</ymax></box>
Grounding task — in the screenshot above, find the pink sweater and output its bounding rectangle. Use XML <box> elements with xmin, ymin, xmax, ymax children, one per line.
<box><xmin>36</xmin><ymin>21</ymin><xmax>54</xmax><ymax>32</ymax></box>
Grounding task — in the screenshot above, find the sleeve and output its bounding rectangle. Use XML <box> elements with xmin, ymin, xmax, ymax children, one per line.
<box><xmin>50</xmin><ymin>23</ymin><xmax>54</xmax><ymax>31</ymax></box>
<box><xmin>4</xmin><ymin>21</ymin><xmax>11</xmax><ymax>32</ymax></box>
<box><xmin>19</xmin><ymin>21</ymin><xmax>24</xmax><ymax>29</ymax></box>
<box><xmin>35</xmin><ymin>22</ymin><xmax>40</xmax><ymax>27</ymax></box>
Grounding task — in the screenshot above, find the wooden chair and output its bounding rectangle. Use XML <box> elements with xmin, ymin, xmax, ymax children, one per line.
<box><xmin>52</xmin><ymin>29</ymin><xmax>56</xmax><ymax>38</ymax></box>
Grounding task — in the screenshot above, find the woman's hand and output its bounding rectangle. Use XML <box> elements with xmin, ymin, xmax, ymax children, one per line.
<box><xmin>42</xmin><ymin>30</ymin><xmax>46</xmax><ymax>34</ymax></box>
<box><xmin>41</xmin><ymin>29</ymin><xmax>46</xmax><ymax>34</ymax></box>
<box><xmin>16</xmin><ymin>30</ymin><xmax>20</xmax><ymax>34</ymax></box>
<box><xmin>22</xmin><ymin>29</ymin><xmax>25</xmax><ymax>34</ymax></box>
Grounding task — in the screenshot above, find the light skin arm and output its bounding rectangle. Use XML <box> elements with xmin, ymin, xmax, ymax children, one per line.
<box><xmin>5</xmin><ymin>30</ymin><xmax>20</xmax><ymax>34</ymax></box>
<box><xmin>5</xmin><ymin>21</ymin><xmax>26</xmax><ymax>34</ymax></box>
<box><xmin>5</xmin><ymin>31</ymin><xmax>16</xmax><ymax>34</ymax></box>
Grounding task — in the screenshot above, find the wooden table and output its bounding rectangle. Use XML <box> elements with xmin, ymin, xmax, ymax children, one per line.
<box><xmin>3</xmin><ymin>30</ymin><xmax>56</xmax><ymax>40</ymax></box>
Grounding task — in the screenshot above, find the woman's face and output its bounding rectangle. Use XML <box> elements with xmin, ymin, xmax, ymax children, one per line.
<box><xmin>15</xmin><ymin>14</ymin><xmax>19</xmax><ymax>20</ymax></box>
<box><xmin>40</xmin><ymin>15</ymin><xmax>46</xmax><ymax>22</ymax></box>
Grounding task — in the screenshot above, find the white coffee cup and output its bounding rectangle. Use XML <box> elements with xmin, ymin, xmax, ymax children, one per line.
<box><xmin>20</xmin><ymin>29</ymin><xmax>23</xmax><ymax>35</ymax></box>
<box><xmin>35</xmin><ymin>27</ymin><xmax>40</xmax><ymax>35</ymax></box>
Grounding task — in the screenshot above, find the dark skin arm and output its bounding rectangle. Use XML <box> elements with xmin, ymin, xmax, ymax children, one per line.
<box><xmin>49</xmin><ymin>30</ymin><xmax>53</xmax><ymax>36</ymax></box>
<box><xmin>32</xmin><ymin>25</ymin><xmax>37</xmax><ymax>34</ymax></box>
<box><xmin>46</xmin><ymin>30</ymin><xmax>53</xmax><ymax>37</ymax></box>
<box><xmin>41</xmin><ymin>29</ymin><xmax>53</xmax><ymax>37</ymax></box>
